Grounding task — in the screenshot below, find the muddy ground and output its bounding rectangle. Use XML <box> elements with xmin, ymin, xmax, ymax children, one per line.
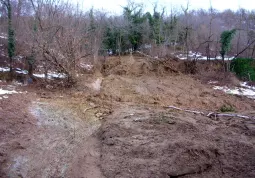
<box><xmin>0</xmin><ymin>56</ymin><xmax>255</xmax><ymax>178</ymax></box>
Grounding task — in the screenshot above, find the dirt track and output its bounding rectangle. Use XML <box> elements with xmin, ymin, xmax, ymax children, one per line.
<box><xmin>0</xmin><ymin>56</ymin><xmax>255</xmax><ymax>177</ymax></box>
<box><xmin>0</xmin><ymin>94</ymin><xmax>103</xmax><ymax>178</ymax></box>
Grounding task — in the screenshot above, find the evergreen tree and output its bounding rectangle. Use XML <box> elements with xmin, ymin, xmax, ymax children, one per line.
<box><xmin>146</xmin><ymin>6</ymin><xmax>165</xmax><ymax>44</ymax></box>
<box><xmin>123</xmin><ymin>3</ymin><xmax>146</xmax><ymax>51</ymax></box>
<box><xmin>220</xmin><ymin>29</ymin><xmax>236</xmax><ymax>61</ymax></box>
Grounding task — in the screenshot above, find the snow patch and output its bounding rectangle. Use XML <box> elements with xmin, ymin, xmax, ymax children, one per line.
<box><xmin>213</xmin><ymin>84</ymin><xmax>255</xmax><ymax>99</ymax></box>
<box><xmin>0</xmin><ymin>89</ymin><xmax>18</xmax><ymax>95</ymax></box>
<box><xmin>240</xmin><ymin>82</ymin><xmax>255</xmax><ymax>90</ymax></box>
<box><xmin>176</xmin><ymin>51</ymin><xmax>234</xmax><ymax>60</ymax></box>
<box><xmin>80</xmin><ymin>63</ymin><xmax>93</xmax><ymax>70</ymax></box>
<box><xmin>208</xmin><ymin>80</ymin><xmax>218</xmax><ymax>84</ymax></box>
<box><xmin>0</xmin><ymin>35</ymin><xmax>7</xmax><ymax>39</ymax></box>
<box><xmin>0</xmin><ymin>67</ymin><xmax>28</xmax><ymax>74</ymax></box>
<box><xmin>0</xmin><ymin>67</ymin><xmax>10</xmax><ymax>72</ymax></box>
<box><xmin>33</xmin><ymin>72</ymin><xmax>66</xmax><ymax>79</ymax></box>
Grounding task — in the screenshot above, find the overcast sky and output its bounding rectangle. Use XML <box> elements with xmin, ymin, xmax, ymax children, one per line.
<box><xmin>73</xmin><ymin>0</ymin><xmax>255</xmax><ymax>14</ymax></box>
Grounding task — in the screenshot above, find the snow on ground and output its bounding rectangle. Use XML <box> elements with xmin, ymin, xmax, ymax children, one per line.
<box><xmin>0</xmin><ymin>88</ymin><xmax>19</xmax><ymax>95</ymax></box>
<box><xmin>0</xmin><ymin>33</ymin><xmax>7</xmax><ymax>39</ymax></box>
<box><xmin>0</xmin><ymin>84</ymin><xmax>26</xmax><ymax>99</ymax></box>
<box><xmin>80</xmin><ymin>63</ymin><xmax>93</xmax><ymax>70</ymax></box>
<box><xmin>0</xmin><ymin>67</ymin><xmax>10</xmax><ymax>72</ymax></box>
<box><xmin>16</xmin><ymin>69</ymin><xmax>28</xmax><ymax>74</ymax></box>
<box><xmin>0</xmin><ymin>35</ymin><xmax>7</xmax><ymax>39</ymax></box>
<box><xmin>176</xmin><ymin>51</ymin><xmax>234</xmax><ymax>60</ymax></box>
<box><xmin>213</xmin><ymin>82</ymin><xmax>255</xmax><ymax>99</ymax></box>
<box><xmin>0</xmin><ymin>67</ymin><xmax>65</xmax><ymax>79</ymax></box>
<box><xmin>33</xmin><ymin>72</ymin><xmax>66</xmax><ymax>79</ymax></box>
<box><xmin>208</xmin><ymin>80</ymin><xmax>219</xmax><ymax>84</ymax></box>
<box><xmin>0</xmin><ymin>67</ymin><xmax>28</xmax><ymax>74</ymax></box>
<box><xmin>240</xmin><ymin>82</ymin><xmax>255</xmax><ymax>90</ymax></box>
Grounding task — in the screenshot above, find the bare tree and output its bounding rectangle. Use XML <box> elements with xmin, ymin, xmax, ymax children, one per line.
<box><xmin>0</xmin><ymin>0</ymin><xmax>15</xmax><ymax>80</ymax></box>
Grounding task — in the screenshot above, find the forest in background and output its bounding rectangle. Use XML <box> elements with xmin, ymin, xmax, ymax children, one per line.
<box><xmin>0</xmin><ymin>0</ymin><xmax>255</xmax><ymax>81</ymax></box>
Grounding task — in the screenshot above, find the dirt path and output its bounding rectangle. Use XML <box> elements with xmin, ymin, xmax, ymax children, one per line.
<box><xmin>0</xmin><ymin>95</ymin><xmax>104</xmax><ymax>178</ymax></box>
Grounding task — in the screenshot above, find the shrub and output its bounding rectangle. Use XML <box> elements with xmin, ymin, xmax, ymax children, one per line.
<box><xmin>219</xmin><ymin>104</ymin><xmax>235</xmax><ymax>112</ymax></box>
<box><xmin>231</xmin><ymin>58</ymin><xmax>255</xmax><ymax>81</ymax></box>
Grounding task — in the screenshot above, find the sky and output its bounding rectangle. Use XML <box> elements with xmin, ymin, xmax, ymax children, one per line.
<box><xmin>72</xmin><ymin>0</ymin><xmax>255</xmax><ymax>14</ymax></box>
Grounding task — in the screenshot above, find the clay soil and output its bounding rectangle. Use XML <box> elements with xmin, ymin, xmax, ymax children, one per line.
<box><xmin>0</xmin><ymin>55</ymin><xmax>255</xmax><ymax>178</ymax></box>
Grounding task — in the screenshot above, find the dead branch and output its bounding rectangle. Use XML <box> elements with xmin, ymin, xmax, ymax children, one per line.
<box><xmin>234</xmin><ymin>38</ymin><xmax>255</xmax><ymax>59</ymax></box>
<box><xmin>207</xmin><ymin>112</ymin><xmax>251</xmax><ymax>119</ymax></box>
<box><xmin>166</xmin><ymin>105</ymin><xmax>254</xmax><ymax>120</ymax></box>
<box><xmin>167</xmin><ymin>106</ymin><xmax>205</xmax><ymax>115</ymax></box>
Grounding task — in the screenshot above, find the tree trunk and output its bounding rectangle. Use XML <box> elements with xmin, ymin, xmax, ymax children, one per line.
<box><xmin>9</xmin><ymin>57</ymin><xmax>13</xmax><ymax>80</ymax></box>
<box><xmin>28</xmin><ymin>62</ymin><xmax>33</xmax><ymax>77</ymax></box>
<box><xmin>7</xmin><ymin>0</ymin><xmax>15</xmax><ymax>81</ymax></box>
<box><xmin>251</xmin><ymin>45</ymin><xmax>255</xmax><ymax>58</ymax></box>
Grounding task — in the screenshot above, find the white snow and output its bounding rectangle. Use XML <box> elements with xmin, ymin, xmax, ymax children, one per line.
<box><xmin>0</xmin><ymin>67</ymin><xmax>28</xmax><ymax>74</ymax></box>
<box><xmin>17</xmin><ymin>70</ymin><xmax>28</xmax><ymax>74</ymax></box>
<box><xmin>240</xmin><ymin>82</ymin><xmax>255</xmax><ymax>90</ymax></box>
<box><xmin>208</xmin><ymin>80</ymin><xmax>219</xmax><ymax>84</ymax></box>
<box><xmin>80</xmin><ymin>63</ymin><xmax>93</xmax><ymax>70</ymax></box>
<box><xmin>176</xmin><ymin>51</ymin><xmax>234</xmax><ymax>60</ymax></box>
<box><xmin>0</xmin><ymin>33</ymin><xmax>7</xmax><ymax>39</ymax></box>
<box><xmin>0</xmin><ymin>67</ymin><xmax>10</xmax><ymax>72</ymax></box>
<box><xmin>0</xmin><ymin>66</ymin><xmax>65</xmax><ymax>79</ymax></box>
<box><xmin>213</xmin><ymin>84</ymin><xmax>255</xmax><ymax>99</ymax></box>
<box><xmin>14</xmin><ymin>55</ymin><xmax>24</xmax><ymax>61</ymax></box>
<box><xmin>33</xmin><ymin>72</ymin><xmax>66</xmax><ymax>79</ymax></box>
<box><xmin>0</xmin><ymin>35</ymin><xmax>7</xmax><ymax>39</ymax></box>
<box><xmin>0</xmin><ymin>88</ymin><xmax>18</xmax><ymax>95</ymax></box>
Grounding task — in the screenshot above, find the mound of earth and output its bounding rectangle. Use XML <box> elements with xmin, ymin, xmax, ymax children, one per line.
<box><xmin>99</xmin><ymin>74</ymin><xmax>254</xmax><ymax>111</ymax></box>
<box><xmin>102</xmin><ymin>55</ymin><xmax>180</xmax><ymax>76</ymax></box>
<box><xmin>98</xmin><ymin>104</ymin><xmax>255</xmax><ymax>178</ymax></box>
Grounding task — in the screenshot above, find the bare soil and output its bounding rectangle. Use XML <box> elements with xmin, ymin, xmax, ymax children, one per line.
<box><xmin>98</xmin><ymin>104</ymin><xmax>255</xmax><ymax>178</ymax></box>
<box><xmin>0</xmin><ymin>56</ymin><xmax>255</xmax><ymax>178</ymax></box>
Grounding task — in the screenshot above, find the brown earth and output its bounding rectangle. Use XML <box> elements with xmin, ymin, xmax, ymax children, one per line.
<box><xmin>99</xmin><ymin>104</ymin><xmax>255</xmax><ymax>178</ymax></box>
<box><xmin>0</xmin><ymin>55</ymin><xmax>255</xmax><ymax>178</ymax></box>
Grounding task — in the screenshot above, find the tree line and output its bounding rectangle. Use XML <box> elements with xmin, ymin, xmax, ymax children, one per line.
<box><xmin>0</xmin><ymin>0</ymin><xmax>255</xmax><ymax>81</ymax></box>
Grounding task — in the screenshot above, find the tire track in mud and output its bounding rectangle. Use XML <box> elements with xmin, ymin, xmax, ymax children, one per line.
<box><xmin>8</xmin><ymin>99</ymin><xmax>103</xmax><ymax>178</ymax></box>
